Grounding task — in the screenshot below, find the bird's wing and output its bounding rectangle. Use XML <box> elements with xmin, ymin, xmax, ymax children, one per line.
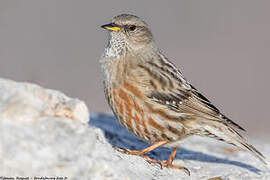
<box><xmin>132</xmin><ymin>54</ymin><xmax>245</xmax><ymax>131</ymax></box>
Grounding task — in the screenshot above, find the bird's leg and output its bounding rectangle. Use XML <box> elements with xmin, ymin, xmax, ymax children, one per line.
<box><xmin>152</xmin><ymin>147</ymin><xmax>190</xmax><ymax>175</ymax></box>
<box><xmin>114</xmin><ymin>140</ymin><xmax>168</xmax><ymax>156</ymax></box>
<box><xmin>114</xmin><ymin>143</ymin><xmax>190</xmax><ymax>175</ymax></box>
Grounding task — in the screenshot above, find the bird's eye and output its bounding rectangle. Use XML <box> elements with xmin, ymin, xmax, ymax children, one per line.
<box><xmin>129</xmin><ymin>25</ymin><xmax>136</xmax><ymax>31</ymax></box>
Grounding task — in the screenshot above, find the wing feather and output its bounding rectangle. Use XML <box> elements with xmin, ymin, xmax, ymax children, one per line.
<box><xmin>132</xmin><ymin>54</ymin><xmax>245</xmax><ymax>131</ymax></box>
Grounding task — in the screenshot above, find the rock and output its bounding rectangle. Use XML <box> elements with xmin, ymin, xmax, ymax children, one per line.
<box><xmin>0</xmin><ymin>78</ymin><xmax>89</xmax><ymax>123</ymax></box>
<box><xmin>0</xmin><ymin>78</ymin><xmax>269</xmax><ymax>179</ymax></box>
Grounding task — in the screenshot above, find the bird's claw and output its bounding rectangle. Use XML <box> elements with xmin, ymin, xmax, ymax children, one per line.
<box><xmin>113</xmin><ymin>146</ymin><xmax>190</xmax><ymax>175</ymax></box>
<box><xmin>142</xmin><ymin>156</ymin><xmax>190</xmax><ymax>176</ymax></box>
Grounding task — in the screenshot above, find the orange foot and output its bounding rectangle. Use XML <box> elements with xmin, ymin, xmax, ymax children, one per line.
<box><xmin>144</xmin><ymin>156</ymin><xmax>190</xmax><ymax>176</ymax></box>
<box><xmin>114</xmin><ymin>143</ymin><xmax>190</xmax><ymax>176</ymax></box>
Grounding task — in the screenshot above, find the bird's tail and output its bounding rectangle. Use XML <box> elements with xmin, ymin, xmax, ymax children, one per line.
<box><xmin>198</xmin><ymin>121</ymin><xmax>267</xmax><ymax>165</ymax></box>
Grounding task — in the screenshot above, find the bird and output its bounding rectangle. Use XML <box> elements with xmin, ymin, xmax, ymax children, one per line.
<box><xmin>99</xmin><ymin>14</ymin><xmax>267</xmax><ymax>175</ymax></box>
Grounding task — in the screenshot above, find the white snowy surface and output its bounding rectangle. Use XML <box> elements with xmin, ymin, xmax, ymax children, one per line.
<box><xmin>0</xmin><ymin>78</ymin><xmax>269</xmax><ymax>180</ymax></box>
<box><xmin>0</xmin><ymin>78</ymin><xmax>89</xmax><ymax>124</ymax></box>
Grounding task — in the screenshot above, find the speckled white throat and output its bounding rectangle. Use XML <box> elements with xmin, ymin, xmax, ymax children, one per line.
<box><xmin>102</xmin><ymin>31</ymin><xmax>126</xmax><ymax>60</ymax></box>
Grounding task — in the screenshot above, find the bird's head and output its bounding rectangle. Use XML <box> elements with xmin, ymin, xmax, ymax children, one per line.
<box><xmin>101</xmin><ymin>14</ymin><xmax>154</xmax><ymax>54</ymax></box>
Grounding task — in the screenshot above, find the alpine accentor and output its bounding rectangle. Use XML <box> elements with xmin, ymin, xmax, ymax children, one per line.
<box><xmin>100</xmin><ymin>14</ymin><xmax>266</xmax><ymax>175</ymax></box>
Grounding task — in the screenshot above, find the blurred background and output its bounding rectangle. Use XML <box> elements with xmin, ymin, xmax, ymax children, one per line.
<box><xmin>0</xmin><ymin>0</ymin><xmax>269</xmax><ymax>137</ymax></box>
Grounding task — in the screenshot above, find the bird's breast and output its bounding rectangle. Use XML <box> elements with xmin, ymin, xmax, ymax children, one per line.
<box><xmin>106</xmin><ymin>79</ymin><xmax>186</xmax><ymax>144</ymax></box>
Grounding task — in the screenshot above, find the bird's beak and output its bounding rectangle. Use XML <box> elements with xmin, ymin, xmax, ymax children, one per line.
<box><xmin>101</xmin><ymin>23</ymin><xmax>120</xmax><ymax>32</ymax></box>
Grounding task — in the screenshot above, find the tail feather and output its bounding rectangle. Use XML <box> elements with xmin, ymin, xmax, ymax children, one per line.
<box><xmin>202</xmin><ymin>122</ymin><xmax>267</xmax><ymax>165</ymax></box>
<box><xmin>238</xmin><ymin>140</ymin><xmax>267</xmax><ymax>165</ymax></box>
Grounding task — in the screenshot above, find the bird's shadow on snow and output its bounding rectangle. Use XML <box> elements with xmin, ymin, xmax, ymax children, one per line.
<box><xmin>89</xmin><ymin>112</ymin><xmax>261</xmax><ymax>174</ymax></box>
